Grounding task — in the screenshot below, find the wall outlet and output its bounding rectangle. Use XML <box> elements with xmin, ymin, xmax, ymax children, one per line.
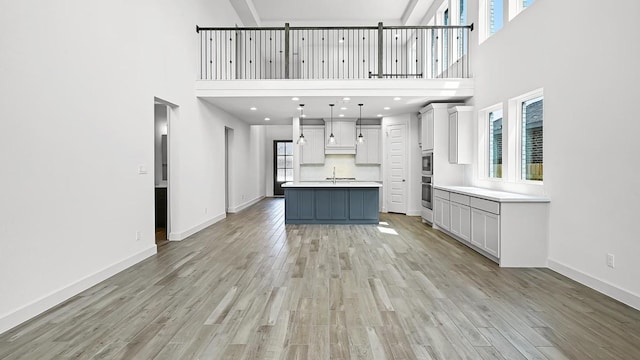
<box><xmin>137</xmin><ymin>165</ymin><xmax>147</xmax><ymax>174</ymax></box>
<box><xmin>607</xmin><ymin>253</ymin><xmax>615</xmax><ymax>268</ymax></box>
<box><xmin>136</xmin><ymin>231</ymin><xmax>141</xmax><ymax>241</ymax></box>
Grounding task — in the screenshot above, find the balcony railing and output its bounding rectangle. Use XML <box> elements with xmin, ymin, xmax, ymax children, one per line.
<box><xmin>196</xmin><ymin>23</ymin><xmax>473</xmax><ymax>81</ymax></box>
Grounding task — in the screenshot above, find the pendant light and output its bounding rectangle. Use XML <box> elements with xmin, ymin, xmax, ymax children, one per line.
<box><xmin>328</xmin><ymin>104</ymin><xmax>336</xmax><ymax>144</ymax></box>
<box><xmin>357</xmin><ymin>103</ymin><xmax>365</xmax><ymax>143</ymax></box>
<box><xmin>297</xmin><ymin>104</ymin><xmax>306</xmax><ymax>145</ymax></box>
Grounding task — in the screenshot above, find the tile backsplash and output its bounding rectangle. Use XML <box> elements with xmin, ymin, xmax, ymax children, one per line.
<box><xmin>300</xmin><ymin>155</ymin><xmax>381</xmax><ymax>181</ymax></box>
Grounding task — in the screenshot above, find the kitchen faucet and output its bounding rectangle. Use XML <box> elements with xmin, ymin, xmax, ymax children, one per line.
<box><xmin>332</xmin><ymin>167</ymin><xmax>336</xmax><ymax>184</ymax></box>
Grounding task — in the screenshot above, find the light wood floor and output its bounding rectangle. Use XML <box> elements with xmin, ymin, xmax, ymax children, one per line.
<box><xmin>1</xmin><ymin>198</ymin><xmax>639</xmax><ymax>359</ymax></box>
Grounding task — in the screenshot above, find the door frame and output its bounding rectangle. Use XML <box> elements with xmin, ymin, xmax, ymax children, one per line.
<box><xmin>273</xmin><ymin>140</ymin><xmax>293</xmax><ymax>196</ymax></box>
<box><xmin>383</xmin><ymin>117</ymin><xmax>409</xmax><ymax>214</ymax></box>
<box><xmin>154</xmin><ymin>97</ymin><xmax>178</xmax><ymax>241</ymax></box>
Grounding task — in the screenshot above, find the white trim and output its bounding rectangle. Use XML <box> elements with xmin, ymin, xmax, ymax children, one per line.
<box><xmin>169</xmin><ymin>213</ymin><xmax>226</xmax><ymax>241</ymax></box>
<box><xmin>406</xmin><ymin>210</ymin><xmax>422</xmax><ymax>216</ymax></box>
<box><xmin>227</xmin><ymin>195</ymin><xmax>265</xmax><ymax>214</ymax></box>
<box><xmin>0</xmin><ymin>245</ymin><xmax>157</xmax><ymax>335</ymax></box>
<box><xmin>548</xmin><ymin>259</ymin><xmax>640</xmax><ymax>311</ymax></box>
<box><xmin>513</xmin><ymin>89</ymin><xmax>544</xmax><ymax>184</ymax></box>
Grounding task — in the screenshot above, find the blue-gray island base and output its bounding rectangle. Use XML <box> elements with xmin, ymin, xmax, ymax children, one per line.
<box><xmin>284</xmin><ymin>185</ymin><xmax>380</xmax><ymax>224</ymax></box>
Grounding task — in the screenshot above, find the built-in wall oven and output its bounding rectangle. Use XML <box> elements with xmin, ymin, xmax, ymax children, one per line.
<box><xmin>421</xmin><ymin>151</ymin><xmax>434</xmax><ymax>224</ymax></box>
<box><xmin>421</xmin><ymin>175</ymin><xmax>432</xmax><ymax>210</ymax></box>
<box><xmin>422</xmin><ymin>152</ymin><xmax>433</xmax><ymax>175</ymax></box>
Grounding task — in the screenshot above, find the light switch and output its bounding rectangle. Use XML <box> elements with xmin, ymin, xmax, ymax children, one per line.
<box><xmin>138</xmin><ymin>165</ymin><xmax>147</xmax><ymax>174</ymax></box>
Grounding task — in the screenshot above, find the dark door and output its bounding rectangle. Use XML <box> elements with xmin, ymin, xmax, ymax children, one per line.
<box><xmin>274</xmin><ymin>140</ymin><xmax>293</xmax><ymax>196</ymax></box>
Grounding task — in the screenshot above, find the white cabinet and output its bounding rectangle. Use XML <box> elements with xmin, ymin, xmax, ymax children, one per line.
<box><xmin>325</xmin><ymin>119</ymin><xmax>356</xmax><ymax>154</ymax></box>
<box><xmin>433</xmin><ymin>190</ymin><xmax>451</xmax><ymax>231</ymax></box>
<box><xmin>300</xmin><ymin>126</ymin><xmax>325</xmax><ymax>164</ymax></box>
<box><xmin>420</xmin><ymin>109</ymin><xmax>434</xmax><ymax>153</ymax></box>
<box><xmin>448</xmin><ymin>106</ymin><xmax>473</xmax><ymax>164</ymax></box>
<box><xmin>355</xmin><ymin>126</ymin><xmax>381</xmax><ymax>164</ymax></box>
<box><xmin>471</xmin><ymin>208</ymin><xmax>500</xmax><ymax>258</ymax></box>
<box><xmin>450</xmin><ymin>202</ymin><xmax>471</xmax><ymax>242</ymax></box>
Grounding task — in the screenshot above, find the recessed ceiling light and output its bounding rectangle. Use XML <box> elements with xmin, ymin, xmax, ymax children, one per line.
<box><xmin>384</xmin><ymin>107</ymin><xmax>391</xmax><ymax>110</ymax></box>
<box><xmin>377</xmin><ymin>114</ymin><xmax>383</xmax><ymax>117</ymax></box>
<box><xmin>343</xmin><ymin>97</ymin><xmax>350</xmax><ymax>101</ymax></box>
<box><xmin>264</xmin><ymin>117</ymin><xmax>270</xmax><ymax>121</ymax></box>
<box><xmin>250</xmin><ymin>107</ymin><xmax>257</xmax><ymax>111</ymax></box>
<box><xmin>393</xmin><ymin>97</ymin><xmax>401</xmax><ymax>101</ymax></box>
<box><xmin>339</xmin><ymin>114</ymin><xmax>345</xmax><ymax>117</ymax></box>
<box><xmin>291</xmin><ymin>97</ymin><xmax>299</xmax><ymax>101</ymax></box>
<box><xmin>340</xmin><ymin>107</ymin><xmax>347</xmax><ymax>110</ymax></box>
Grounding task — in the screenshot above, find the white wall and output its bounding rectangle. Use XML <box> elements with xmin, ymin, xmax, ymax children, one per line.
<box><xmin>0</xmin><ymin>0</ymin><xmax>258</xmax><ymax>333</ymax></box>
<box><xmin>464</xmin><ymin>0</ymin><xmax>640</xmax><ymax>307</ymax></box>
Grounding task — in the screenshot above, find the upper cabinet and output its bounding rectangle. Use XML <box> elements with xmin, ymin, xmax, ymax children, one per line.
<box><xmin>420</xmin><ymin>109</ymin><xmax>435</xmax><ymax>153</ymax></box>
<box><xmin>355</xmin><ymin>126</ymin><xmax>381</xmax><ymax>164</ymax></box>
<box><xmin>448</xmin><ymin>106</ymin><xmax>474</xmax><ymax>164</ymax></box>
<box><xmin>300</xmin><ymin>125</ymin><xmax>325</xmax><ymax>164</ymax></box>
<box><xmin>325</xmin><ymin>119</ymin><xmax>356</xmax><ymax>154</ymax></box>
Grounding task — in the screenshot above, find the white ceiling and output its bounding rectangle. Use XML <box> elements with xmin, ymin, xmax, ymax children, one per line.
<box><xmin>252</xmin><ymin>0</ymin><xmax>414</xmax><ymax>25</ymax></box>
<box><xmin>203</xmin><ymin>95</ymin><xmax>469</xmax><ymax>125</ymax></box>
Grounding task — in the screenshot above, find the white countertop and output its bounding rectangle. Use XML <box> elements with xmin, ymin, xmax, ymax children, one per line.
<box><xmin>434</xmin><ymin>185</ymin><xmax>550</xmax><ymax>203</ymax></box>
<box><xmin>282</xmin><ymin>181</ymin><xmax>382</xmax><ymax>188</ymax></box>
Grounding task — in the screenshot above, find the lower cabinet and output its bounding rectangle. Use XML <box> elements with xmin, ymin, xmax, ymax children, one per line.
<box><xmin>450</xmin><ymin>202</ymin><xmax>471</xmax><ymax>242</ymax></box>
<box><xmin>433</xmin><ymin>197</ymin><xmax>450</xmax><ymax>231</ymax></box>
<box><xmin>470</xmin><ymin>208</ymin><xmax>500</xmax><ymax>258</ymax></box>
<box><xmin>284</xmin><ymin>187</ymin><xmax>379</xmax><ymax>224</ymax></box>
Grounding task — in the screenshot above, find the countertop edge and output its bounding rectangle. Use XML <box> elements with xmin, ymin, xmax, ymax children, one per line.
<box><xmin>434</xmin><ymin>185</ymin><xmax>550</xmax><ymax>203</ymax></box>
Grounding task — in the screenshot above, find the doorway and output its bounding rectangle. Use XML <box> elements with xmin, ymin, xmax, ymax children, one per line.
<box><xmin>154</xmin><ymin>100</ymin><xmax>173</xmax><ymax>246</ymax></box>
<box><xmin>225</xmin><ymin>127</ymin><xmax>234</xmax><ymax>212</ymax></box>
<box><xmin>386</xmin><ymin>123</ymin><xmax>408</xmax><ymax>214</ymax></box>
<box><xmin>273</xmin><ymin>140</ymin><xmax>293</xmax><ymax>196</ymax></box>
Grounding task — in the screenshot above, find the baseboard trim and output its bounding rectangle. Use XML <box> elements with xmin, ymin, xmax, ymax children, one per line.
<box><xmin>227</xmin><ymin>196</ymin><xmax>264</xmax><ymax>214</ymax></box>
<box><xmin>406</xmin><ymin>210</ymin><xmax>421</xmax><ymax>216</ymax></box>
<box><xmin>0</xmin><ymin>245</ymin><xmax>157</xmax><ymax>335</ymax></box>
<box><xmin>169</xmin><ymin>213</ymin><xmax>226</xmax><ymax>241</ymax></box>
<box><xmin>548</xmin><ymin>259</ymin><xmax>640</xmax><ymax>311</ymax></box>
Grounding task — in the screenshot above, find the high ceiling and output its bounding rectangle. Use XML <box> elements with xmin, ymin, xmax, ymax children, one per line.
<box><xmin>230</xmin><ymin>0</ymin><xmax>436</xmax><ymax>26</ymax></box>
<box><xmin>212</xmin><ymin>0</ymin><xmax>449</xmax><ymax>126</ymax></box>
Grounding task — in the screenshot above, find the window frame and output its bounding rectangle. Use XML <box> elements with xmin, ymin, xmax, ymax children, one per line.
<box><xmin>479</xmin><ymin>103</ymin><xmax>505</xmax><ymax>181</ymax></box>
<box><xmin>479</xmin><ymin>0</ymin><xmax>505</xmax><ymax>43</ymax></box>
<box><xmin>509</xmin><ymin>0</ymin><xmax>535</xmax><ymax>21</ymax></box>
<box><xmin>514</xmin><ymin>89</ymin><xmax>544</xmax><ymax>184</ymax></box>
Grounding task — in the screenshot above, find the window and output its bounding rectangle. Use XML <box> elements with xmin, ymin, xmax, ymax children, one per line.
<box><xmin>489</xmin><ymin>0</ymin><xmax>504</xmax><ymax>35</ymax></box>
<box><xmin>510</xmin><ymin>0</ymin><xmax>535</xmax><ymax>20</ymax></box>
<box><xmin>443</xmin><ymin>9</ymin><xmax>449</xmax><ymax>68</ymax></box>
<box><xmin>488</xmin><ymin>109</ymin><xmax>503</xmax><ymax>178</ymax></box>
<box><xmin>458</xmin><ymin>0</ymin><xmax>468</xmax><ymax>56</ymax></box>
<box><xmin>520</xmin><ymin>95</ymin><xmax>543</xmax><ymax>181</ymax></box>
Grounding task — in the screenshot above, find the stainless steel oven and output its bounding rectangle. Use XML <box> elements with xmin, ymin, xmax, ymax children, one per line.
<box><xmin>421</xmin><ymin>175</ymin><xmax>432</xmax><ymax>209</ymax></box>
<box><xmin>422</xmin><ymin>152</ymin><xmax>433</xmax><ymax>175</ymax></box>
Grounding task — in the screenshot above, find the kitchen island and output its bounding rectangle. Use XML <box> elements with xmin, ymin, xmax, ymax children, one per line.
<box><xmin>282</xmin><ymin>181</ymin><xmax>382</xmax><ymax>224</ymax></box>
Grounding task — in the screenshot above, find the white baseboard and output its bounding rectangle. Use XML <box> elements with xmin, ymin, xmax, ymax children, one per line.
<box><xmin>227</xmin><ymin>196</ymin><xmax>264</xmax><ymax>214</ymax></box>
<box><xmin>548</xmin><ymin>259</ymin><xmax>640</xmax><ymax>311</ymax></box>
<box><xmin>0</xmin><ymin>245</ymin><xmax>157</xmax><ymax>335</ymax></box>
<box><xmin>406</xmin><ymin>210</ymin><xmax>421</xmax><ymax>216</ymax></box>
<box><xmin>169</xmin><ymin>212</ymin><xmax>226</xmax><ymax>241</ymax></box>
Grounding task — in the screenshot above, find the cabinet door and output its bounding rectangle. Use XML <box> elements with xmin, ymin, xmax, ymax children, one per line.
<box><xmin>449</xmin><ymin>112</ymin><xmax>458</xmax><ymax>164</ymax></box>
<box><xmin>301</xmin><ymin>127</ymin><xmax>325</xmax><ymax>164</ymax></box>
<box><xmin>471</xmin><ymin>208</ymin><xmax>500</xmax><ymax>257</ymax></box>
<box><xmin>450</xmin><ymin>202</ymin><xmax>471</xmax><ymax>242</ymax></box>
<box><xmin>355</xmin><ymin>127</ymin><xmax>381</xmax><ymax>164</ymax></box>
<box><xmin>422</xmin><ymin>109</ymin><xmax>434</xmax><ymax>152</ymax></box>
<box><xmin>434</xmin><ymin>197</ymin><xmax>451</xmax><ymax>231</ymax></box>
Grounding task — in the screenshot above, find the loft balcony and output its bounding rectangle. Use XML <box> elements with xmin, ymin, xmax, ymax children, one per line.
<box><xmin>195</xmin><ymin>23</ymin><xmax>474</xmax><ymax>103</ymax></box>
<box><xmin>197</xmin><ymin>23</ymin><xmax>473</xmax><ymax>80</ymax></box>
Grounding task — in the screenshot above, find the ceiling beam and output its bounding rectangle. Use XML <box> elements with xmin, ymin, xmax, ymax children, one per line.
<box><xmin>401</xmin><ymin>0</ymin><xmax>435</xmax><ymax>26</ymax></box>
<box><xmin>229</xmin><ymin>0</ymin><xmax>261</xmax><ymax>26</ymax></box>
